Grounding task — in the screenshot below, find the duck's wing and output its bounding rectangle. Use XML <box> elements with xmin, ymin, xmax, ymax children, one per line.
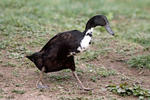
<box><xmin>40</xmin><ymin>30</ymin><xmax>83</xmax><ymax>52</ymax></box>
<box><xmin>40</xmin><ymin>33</ymin><xmax>60</xmax><ymax>52</ymax></box>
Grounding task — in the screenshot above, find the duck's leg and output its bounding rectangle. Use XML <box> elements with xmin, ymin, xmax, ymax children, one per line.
<box><xmin>36</xmin><ymin>67</ymin><xmax>48</xmax><ymax>89</ymax></box>
<box><xmin>72</xmin><ymin>71</ymin><xmax>93</xmax><ymax>91</ymax></box>
<box><xmin>67</xmin><ymin>56</ymin><xmax>92</xmax><ymax>91</ymax></box>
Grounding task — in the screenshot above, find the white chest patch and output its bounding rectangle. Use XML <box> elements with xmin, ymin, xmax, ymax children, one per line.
<box><xmin>77</xmin><ymin>28</ymin><xmax>93</xmax><ymax>52</ymax></box>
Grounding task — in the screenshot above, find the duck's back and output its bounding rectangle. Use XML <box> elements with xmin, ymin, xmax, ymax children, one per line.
<box><xmin>40</xmin><ymin>30</ymin><xmax>84</xmax><ymax>53</ymax></box>
<box><xmin>40</xmin><ymin>30</ymin><xmax>84</xmax><ymax>72</ymax></box>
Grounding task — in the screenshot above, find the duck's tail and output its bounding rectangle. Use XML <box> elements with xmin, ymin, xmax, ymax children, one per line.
<box><xmin>26</xmin><ymin>52</ymin><xmax>43</xmax><ymax>70</ymax></box>
<box><xmin>26</xmin><ymin>55</ymin><xmax>34</xmax><ymax>62</ymax></box>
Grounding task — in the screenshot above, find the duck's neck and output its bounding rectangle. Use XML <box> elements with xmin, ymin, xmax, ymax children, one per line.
<box><xmin>84</xmin><ymin>28</ymin><xmax>94</xmax><ymax>37</ymax></box>
<box><xmin>83</xmin><ymin>19</ymin><xmax>95</xmax><ymax>35</ymax></box>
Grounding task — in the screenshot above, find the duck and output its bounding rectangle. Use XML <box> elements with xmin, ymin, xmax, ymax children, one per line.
<box><xmin>26</xmin><ymin>15</ymin><xmax>114</xmax><ymax>91</ymax></box>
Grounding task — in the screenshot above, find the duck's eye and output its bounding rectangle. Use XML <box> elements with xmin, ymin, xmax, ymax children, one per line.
<box><xmin>86</xmin><ymin>33</ymin><xmax>92</xmax><ymax>37</ymax></box>
<box><xmin>89</xmin><ymin>41</ymin><xmax>92</xmax><ymax>44</ymax></box>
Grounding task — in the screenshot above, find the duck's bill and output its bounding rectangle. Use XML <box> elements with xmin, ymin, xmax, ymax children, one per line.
<box><xmin>105</xmin><ymin>24</ymin><xmax>114</xmax><ymax>36</ymax></box>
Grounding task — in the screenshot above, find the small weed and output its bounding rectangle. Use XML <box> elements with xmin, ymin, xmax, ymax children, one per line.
<box><xmin>76</xmin><ymin>68</ymin><xmax>84</xmax><ymax>76</ymax></box>
<box><xmin>3</xmin><ymin>62</ymin><xmax>17</xmax><ymax>67</ymax></box>
<box><xmin>34</xmin><ymin>69</ymin><xmax>41</xmax><ymax>74</ymax></box>
<box><xmin>80</xmin><ymin>47</ymin><xmax>111</xmax><ymax>62</ymax></box>
<box><xmin>0</xmin><ymin>96</ymin><xmax>3</xmax><ymax>98</ymax></box>
<box><xmin>15</xmin><ymin>84</ymin><xmax>23</xmax><ymax>87</ymax></box>
<box><xmin>11</xmin><ymin>89</ymin><xmax>25</xmax><ymax>94</ymax></box>
<box><xmin>125</xmin><ymin>32</ymin><xmax>150</xmax><ymax>47</ymax></box>
<box><xmin>143</xmin><ymin>47</ymin><xmax>150</xmax><ymax>51</ymax></box>
<box><xmin>48</xmin><ymin>75</ymin><xmax>71</xmax><ymax>82</ymax></box>
<box><xmin>8</xmin><ymin>52</ymin><xmax>24</xmax><ymax>59</ymax></box>
<box><xmin>86</xmin><ymin>63</ymin><xmax>96</xmax><ymax>73</ymax></box>
<box><xmin>0</xmin><ymin>40</ymin><xmax>8</xmax><ymax>49</ymax></box>
<box><xmin>86</xmin><ymin>64</ymin><xmax>116</xmax><ymax>82</ymax></box>
<box><xmin>90</xmin><ymin>76</ymin><xmax>97</xmax><ymax>82</ymax></box>
<box><xmin>86</xmin><ymin>64</ymin><xmax>116</xmax><ymax>80</ymax></box>
<box><xmin>59</xmin><ymin>96</ymin><xmax>90</xmax><ymax>100</ymax></box>
<box><xmin>0</xmin><ymin>89</ymin><xmax>4</xmax><ymax>93</ymax></box>
<box><xmin>98</xmin><ymin>70</ymin><xmax>116</xmax><ymax>77</ymax></box>
<box><xmin>80</xmin><ymin>50</ymin><xmax>99</xmax><ymax>62</ymax></box>
<box><xmin>95</xmin><ymin>67</ymin><xmax>116</xmax><ymax>77</ymax></box>
<box><xmin>127</xmin><ymin>55</ymin><xmax>150</xmax><ymax>69</ymax></box>
<box><xmin>107</xmin><ymin>83</ymin><xmax>150</xmax><ymax>99</ymax></box>
<box><xmin>62</xmin><ymin>69</ymin><xmax>71</xmax><ymax>73</ymax></box>
<box><xmin>12</xmin><ymin>70</ymin><xmax>19</xmax><ymax>77</ymax></box>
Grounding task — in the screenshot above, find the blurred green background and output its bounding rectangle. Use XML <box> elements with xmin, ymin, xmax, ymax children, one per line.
<box><xmin>0</xmin><ymin>0</ymin><xmax>150</xmax><ymax>68</ymax></box>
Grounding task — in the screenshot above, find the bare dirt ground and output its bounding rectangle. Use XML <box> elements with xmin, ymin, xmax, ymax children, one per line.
<box><xmin>1</xmin><ymin>0</ymin><xmax>150</xmax><ymax>99</ymax></box>
<box><xmin>0</xmin><ymin>49</ymin><xmax>150</xmax><ymax>100</ymax></box>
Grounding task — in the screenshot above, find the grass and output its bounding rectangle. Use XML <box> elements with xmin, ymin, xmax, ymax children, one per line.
<box><xmin>0</xmin><ymin>96</ymin><xmax>3</xmax><ymax>99</ymax></box>
<box><xmin>12</xmin><ymin>69</ymin><xmax>19</xmax><ymax>77</ymax></box>
<box><xmin>48</xmin><ymin>75</ymin><xmax>71</xmax><ymax>82</ymax></box>
<box><xmin>127</xmin><ymin>55</ymin><xmax>150</xmax><ymax>69</ymax></box>
<box><xmin>0</xmin><ymin>0</ymin><xmax>150</xmax><ymax>99</ymax></box>
<box><xmin>59</xmin><ymin>96</ymin><xmax>105</xmax><ymax>100</ymax></box>
<box><xmin>2</xmin><ymin>62</ymin><xmax>17</xmax><ymax>67</ymax></box>
<box><xmin>107</xmin><ymin>83</ymin><xmax>150</xmax><ymax>99</ymax></box>
<box><xmin>0</xmin><ymin>0</ymin><xmax>150</xmax><ymax>62</ymax></box>
<box><xmin>0</xmin><ymin>89</ymin><xmax>4</xmax><ymax>94</ymax></box>
<box><xmin>80</xmin><ymin>50</ymin><xmax>101</xmax><ymax>62</ymax></box>
<box><xmin>11</xmin><ymin>89</ymin><xmax>26</xmax><ymax>94</ymax></box>
<box><xmin>86</xmin><ymin>64</ymin><xmax>116</xmax><ymax>77</ymax></box>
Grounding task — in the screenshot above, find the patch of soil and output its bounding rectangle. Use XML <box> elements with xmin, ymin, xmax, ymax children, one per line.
<box><xmin>0</xmin><ymin>46</ymin><xmax>150</xmax><ymax>100</ymax></box>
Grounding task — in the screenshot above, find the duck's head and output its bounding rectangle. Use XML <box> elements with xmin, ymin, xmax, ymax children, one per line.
<box><xmin>85</xmin><ymin>15</ymin><xmax>114</xmax><ymax>36</ymax></box>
